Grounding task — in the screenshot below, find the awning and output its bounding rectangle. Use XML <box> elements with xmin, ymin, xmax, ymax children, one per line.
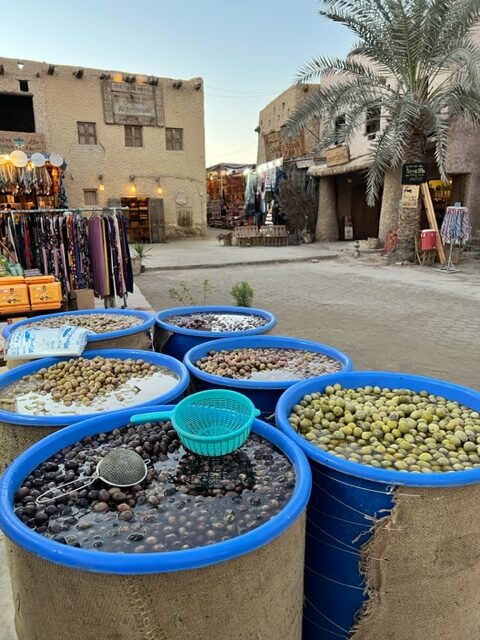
<box><xmin>308</xmin><ymin>154</ymin><xmax>371</xmax><ymax>177</ymax></box>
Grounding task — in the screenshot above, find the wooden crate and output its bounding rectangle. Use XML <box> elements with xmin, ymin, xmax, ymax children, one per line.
<box><xmin>234</xmin><ymin>226</ymin><xmax>262</xmax><ymax>247</ymax></box>
<box><xmin>260</xmin><ymin>225</ymin><xmax>288</xmax><ymax>247</ymax></box>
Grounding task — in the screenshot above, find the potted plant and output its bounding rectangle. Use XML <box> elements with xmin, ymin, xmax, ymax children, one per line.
<box><xmin>132</xmin><ymin>242</ymin><xmax>152</xmax><ymax>275</ymax></box>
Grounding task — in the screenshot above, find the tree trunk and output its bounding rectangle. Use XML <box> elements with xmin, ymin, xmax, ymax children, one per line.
<box><xmin>378</xmin><ymin>168</ymin><xmax>402</xmax><ymax>242</ymax></box>
<box><xmin>315</xmin><ymin>176</ymin><xmax>339</xmax><ymax>241</ymax></box>
<box><xmin>390</xmin><ymin>134</ymin><xmax>427</xmax><ymax>262</ymax></box>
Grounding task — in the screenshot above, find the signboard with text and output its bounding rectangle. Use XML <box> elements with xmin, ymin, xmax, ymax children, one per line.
<box><xmin>401</xmin><ymin>184</ymin><xmax>420</xmax><ymax>209</ymax></box>
<box><xmin>0</xmin><ymin>131</ymin><xmax>46</xmax><ymax>154</ymax></box>
<box><xmin>263</xmin><ymin>130</ymin><xmax>305</xmax><ymax>162</ymax></box>
<box><xmin>326</xmin><ymin>145</ymin><xmax>350</xmax><ymax>167</ymax></box>
<box><xmin>102</xmin><ymin>80</ymin><xmax>165</xmax><ymax>126</ymax></box>
<box><xmin>402</xmin><ymin>163</ymin><xmax>427</xmax><ymax>185</ymax></box>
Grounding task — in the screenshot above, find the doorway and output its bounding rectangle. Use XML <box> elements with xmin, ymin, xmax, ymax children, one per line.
<box><xmin>121</xmin><ymin>197</ymin><xmax>150</xmax><ymax>243</ymax></box>
<box><xmin>351</xmin><ymin>183</ymin><xmax>381</xmax><ymax>239</ymax></box>
<box><xmin>121</xmin><ymin>197</ymin><xmax>165</xmax><ymax>243</ymax></box>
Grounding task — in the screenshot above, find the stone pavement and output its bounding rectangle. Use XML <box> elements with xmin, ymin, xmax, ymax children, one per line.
<box><xmin>142</xmin><ymin>228</ymin><xmax>340</xmax><ymax>271</ymax></box>
<box><xmin>137</xmin><ymin>253</ymin><xmax>480</xmax><ymax>390</ymax></box>
<box><xmin>1</xmin><ymin>239</ymin><xmax>480</xmax><ymax>639</ymax></box>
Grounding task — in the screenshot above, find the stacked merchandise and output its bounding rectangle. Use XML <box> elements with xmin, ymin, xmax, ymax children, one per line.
<box><xmin>121</xmin><ymin>197</ymin><xmax>150</xmax><ymax>243</ymax></box>
<box><xmin>0</xmin><ymin>275</ymin><xmax>61</xmax><ymax>315</ymax></box>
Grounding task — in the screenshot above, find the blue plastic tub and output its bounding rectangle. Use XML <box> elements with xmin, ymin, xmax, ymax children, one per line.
<box><xmin>3</xmin><ymin>309</ymin><xmax>155</xmax><ymax>354</ymax></box>
<box><xmin>0</xmin><ymin>349</ymin><xmax>189</xmax><ymax>472</ymax></box>
<box><xmin>275</xmin><ymin>371</ymin><xmax>480</xmax><ymax>640</ymax></box>
<box><xmin>184</xmin><ymin>335</ymin><xmax>353</xmax><ymax>420</ymax></box>
<box><xmin>155</xmin><ymin>305</ymin><xmax>277</xmax><ymax>361</ymax></box>
<box><xmin>0</xmin><ymin>408</ymin><xmax>311</xmax><ymax>640</ymax></box>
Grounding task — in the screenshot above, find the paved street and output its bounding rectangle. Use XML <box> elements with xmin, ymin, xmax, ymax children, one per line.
<box><xmin>1</xmin><ymin>246</ymin><xmax>479</xmax><ymax>640</ymax></box>
<box><xmin>138</xmin><ymin>253</ymin><xmax>480</xmax><ymax>390</ymax></box>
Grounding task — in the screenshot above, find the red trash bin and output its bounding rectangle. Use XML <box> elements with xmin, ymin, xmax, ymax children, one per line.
<box><xmin>421</xmin><ymin>229</ymin><xmax>437</xmax><ymax>251</ymax></box>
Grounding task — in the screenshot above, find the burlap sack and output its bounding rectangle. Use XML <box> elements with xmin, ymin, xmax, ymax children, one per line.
<box><xmin>352</xmin><ymin>485</ymin><xmax>480</xmax><ymax>640</ymax></box>
<box><xmin>86</xmin><ymin>330</ymin><xmax>152</xmax><ymax>352</ymax></box>
<box><xmin>7</xmin><ymin>513</ymin><xmax>305</xmax><ymax>640</ymax></box>
<box><xmin>0</xmin><ymin>421</ymin><xmax>59</xmax><ymax>473</ymax></box>
<box><xmin>153</xmin><ymin>325</ymin><xmax>173</xmax><ymax>353</ymax></box>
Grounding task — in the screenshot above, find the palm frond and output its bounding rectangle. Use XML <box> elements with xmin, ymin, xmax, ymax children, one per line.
<box><xmin>436</xmin><ymin>0</ymin><xmax>480</xmax><ymax>52</ymax></box>
<box><xmin>420</xmin><ymin>0</ymin><xmax>453</xmax><ymax>70</ymax></box>
<box><xmin>296</xmin><ymin>55</ymin><xmax>394</xmax><ymax>86</ymax></box>
<box><xmin>430</xmin><ymin>40</ymin><xmax>480</xmax><ymax>91</ymax></box>
<box><xmin>429</xmin><ymin>111</ymin><xmax>450</xmax><ymax>181</ymax></box>
<box><xmin>365</xmin><ymin>124</ymin><xmax>396</xmax><ymax>204</ymax></box>
<box><xmin>284</xmin><ymin>79</ymin><xmax>388</xmax><ymax>138</ymax></box>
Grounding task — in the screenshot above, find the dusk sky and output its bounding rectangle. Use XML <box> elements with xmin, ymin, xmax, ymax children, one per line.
<box><xmin>0</xmin><ymin>0</ymin><xmax>354</xmax><ymax>165</ymax></box>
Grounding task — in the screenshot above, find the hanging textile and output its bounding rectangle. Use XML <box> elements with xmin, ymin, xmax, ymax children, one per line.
<box><xmin>0</xmin><ymin>208</ymin><xmax>132</xmax><ymax>303</ymax></box>
<box><xmin>440</xmin><ymin>206</ymin><xmax>472</xmax><ymax>245</ymax></box>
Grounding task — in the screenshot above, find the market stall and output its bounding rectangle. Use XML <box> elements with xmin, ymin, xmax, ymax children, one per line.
<box><xmin>244</xmin><ymin>158</ymin><xmax>287</xmax><ymax>227</ymax></box>
<box><xmin>0</xmin><ymin>150</ymin><xmax>65</xmax><ymax>211</ymax></box>
<box><xmin>206</xmin><ymin>163</ymin><xmax>253</xmax><ymax>228</ymax></box>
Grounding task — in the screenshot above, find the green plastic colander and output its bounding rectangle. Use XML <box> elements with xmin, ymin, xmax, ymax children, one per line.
<box><xmin>130</xmin><ymin>390</ymin><xmax>260</xmax><ymax>457</ymax></box>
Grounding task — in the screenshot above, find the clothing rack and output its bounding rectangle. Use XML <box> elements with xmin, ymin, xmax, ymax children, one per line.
<box><xmin>0</xmin><ymin>207</ymin><xmax>134</xmax><ymax>309</ymax></box>
<box><xmin>5</xmin><ymin>207</ymin><xmax>129</xmax><ymax>214</ymax></box>
<box><xmin>437</xmin><ymin>205</ymin><xmax>472</xmax><ymax>274</ymax></box>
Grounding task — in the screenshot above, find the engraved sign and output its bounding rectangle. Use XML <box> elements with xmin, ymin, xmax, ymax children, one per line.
<box><xmin>0</xmin><ymin>131</ymin><xmax>46</xmax><ymax>154</ymax></box>
<box><xmin>326</xmin><ymin>145</ymin><xmax>350</xmax><ymax>167</ymax></box>
<box><xmin>102</xmin><ymin>80</ymin><xmax>165</xmax><ymax>127</ymax></box>
<box><xmin>264</xmin><ymin>130</ymin><xmax>305</xmax><ymax>162</ymax></box>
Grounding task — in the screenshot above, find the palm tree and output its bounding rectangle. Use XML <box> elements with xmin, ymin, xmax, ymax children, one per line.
<box><xmin>286</xmin><ymin>0</ymin><xmax>480</xmax><ymax>260</ymax></box>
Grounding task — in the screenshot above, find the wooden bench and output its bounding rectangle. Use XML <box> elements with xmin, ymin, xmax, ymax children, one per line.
<box><xmin>260</xmin><ymin>225</ymin><xmax>289</xmax><ymax>247</ymax></box>
<box><xmin>234</xmin><ymin>226</ymin><xmax>262</xmax><ymax>247</ymax></box>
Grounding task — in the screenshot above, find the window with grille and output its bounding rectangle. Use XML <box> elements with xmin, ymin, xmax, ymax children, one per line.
<box><xmin>177</xmin><ymin>207</ymin><xmax>192</xmax><ymax>227</ymax></box>
<box><xmin>365</xmin><ymin>107</ymin><xmax>381</xmax><ymax>136</ymax></box>
<box><xmin>334</xmin><ymin>115</ymin><xmax>346</xmax><ymax>145</ymax></box>
<box><xmin>83</xmin><ymin>189</ymin><xmax>97</xmax><ymax>205</ymax></box>
<box><xmin>77</xmin><ymin>122</ymin><xmax>97</xmax><ymax>145</ymax></box>
<box><xmin>166</xmin><ymin>127</ymin><xmax>184</xmax><ymax>151</ymax></box>
<box><xmin>125</xmin><ymin>125</ymin><xmax>143</xmax><ymax>147</ymax></box>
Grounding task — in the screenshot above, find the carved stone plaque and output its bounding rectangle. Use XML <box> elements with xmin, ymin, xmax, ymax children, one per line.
<box><xmin>102</xmin><ymin>80</ymin><xmax>165</xmax><ymax>127</ymax></box>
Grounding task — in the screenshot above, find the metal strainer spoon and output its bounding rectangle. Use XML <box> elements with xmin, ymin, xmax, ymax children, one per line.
<box><xmin>36</xmin><ymin>448</ymin><xmax>149</xmax><ymax>505</ymax></box>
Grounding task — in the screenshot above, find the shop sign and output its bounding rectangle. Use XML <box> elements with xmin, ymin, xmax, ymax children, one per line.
<box><xmin>402</xmin><ymin>163</ymin><xmax>427</xmax><ymax>185</ymax></box>
<box><xmin>326</xmin><ymin>145</ymin><xmax>350</xmax><ymax>167</ymax></box>
<box><xmin>0</xmin><ymin>131</ymin><xmax>46</xmax><ymax>154</ymax></box>
<box><xmin>401</xmin><ymin>184</ymin><xmax>420</xmax><ymax>209</ymax></box>
<box><xmin>264</xmin><ymin>130</ymin><xmax>305</xmax><ymax>162</ymax></box>
<box><xmin>102</xmin><ymin>80</ymin><xmax>165</xmax><ymax>126</ymax></box>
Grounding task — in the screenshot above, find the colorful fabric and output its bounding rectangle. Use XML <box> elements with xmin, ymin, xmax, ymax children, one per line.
<box><xmin>440</xmin><ymin>207</ymin><xmax>472</xmax><ymax>245</ymax></box>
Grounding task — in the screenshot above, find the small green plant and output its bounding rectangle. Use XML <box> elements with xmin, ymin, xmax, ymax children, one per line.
<box><xmin>202</xmin><ymin>279</ymin><xmax>213</xmax><ymax>304</ymax></box>
<box><xmin>168</xmin><ymin>279</ymin><xmax>214</xmax><ymax>306</ymax></box>
<box><xmin>230</xmin><ymin>281</ymin><xmax>254</xmax><ymax>307</ymax></box>
<box><xmin>132</xmin><ymin>242</ymin><xmax>152</xmax><ymax>259</ymax></box>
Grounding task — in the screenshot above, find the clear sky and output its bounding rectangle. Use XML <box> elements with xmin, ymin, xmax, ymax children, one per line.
<box><xmin>0</xmin><ymin>0</ymin><xmax>354</xmax><ymax>165</ymax></box>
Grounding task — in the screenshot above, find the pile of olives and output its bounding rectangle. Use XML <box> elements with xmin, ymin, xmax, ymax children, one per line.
<box><xmin>4</xmin><ymin>356</ymin><xmax>157</xmax><ymax>408</ymax></box>
<box><xmin>27</xmin><ymin>313</ymin><xmax>143</xmax><ymax>334</ymax></box>
<box><xmin>289</xmin><ymin>385</ymin><xmax>480</xmax><ymax>473</ymax></box>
